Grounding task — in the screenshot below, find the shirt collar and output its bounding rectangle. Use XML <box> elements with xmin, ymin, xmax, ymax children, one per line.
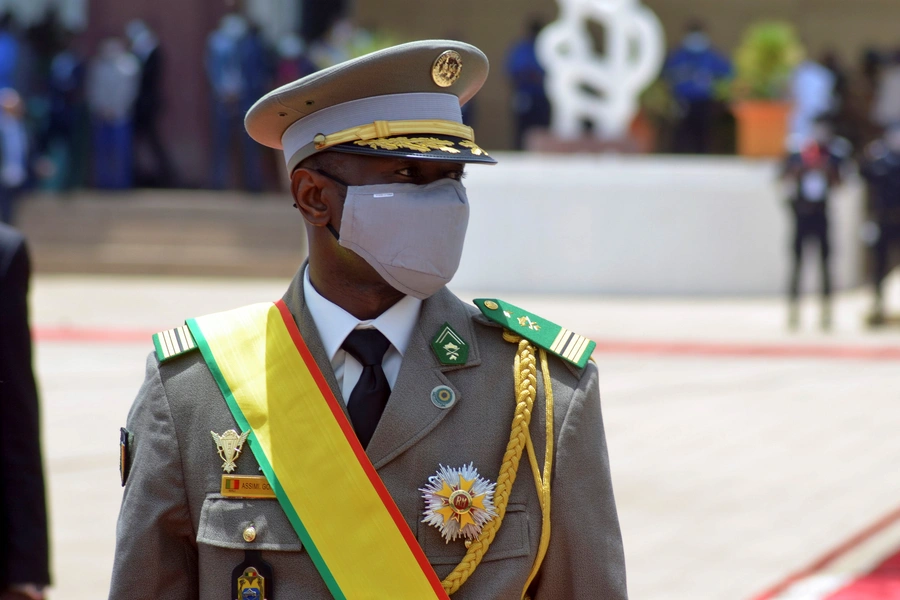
<box><xmin>303</xmin><ymin>267</ymin><xmax>422</xmax><ymax>361</ymax></box>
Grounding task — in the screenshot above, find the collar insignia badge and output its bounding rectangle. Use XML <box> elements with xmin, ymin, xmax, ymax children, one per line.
<box><xmin>211</xmin><ymin>429</ymin><xmax>250</xmax><ymax>473</ymax></box>
<box><xmin>421</xmin><ymin>463</ymin><xmax>498</xmax><ymax>543</ymax></box>
<box><xmin>431</xmin><ymin>322</ymin><xmax>469</xmax><ymax>365</ymax></box>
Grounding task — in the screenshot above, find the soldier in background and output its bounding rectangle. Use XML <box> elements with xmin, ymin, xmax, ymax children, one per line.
<box><xmin>505</xmin><ymin>19</ymin><xmax>550</xmax><ymax>150</ymax></box>
<box><xmin>782</xmin><ymin>116</ymin><xmax>851</xmax><ymax>330</ymax></box>
<box><xmin>663</xmin><ymin>20</ymin><xmax>732</xmax><ymax>154</ymax></box>
<box><xmin>861</xmin><ymin>123</ymin><xmax>900</xmax><ymax>325</ymax></box>
<box><xmin>86</xmin><ymin>38</ymin><xmax>140</xmax><ymax>190</ymax></box>
<box><xmin>126</xmin><ymin>20</ymin><xmax>174</xmax><ymax>188</ymax></box>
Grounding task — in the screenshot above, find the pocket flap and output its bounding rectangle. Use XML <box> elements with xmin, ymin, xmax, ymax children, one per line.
<box><xmin>197</xmin><ymin>494</ymin><xmax>303</xmax><ymax>551</ymax></box>
<box><xmin>418</xmin><ymin>502</ymin><xmax>530</xmax><ymax>565</ymax></box>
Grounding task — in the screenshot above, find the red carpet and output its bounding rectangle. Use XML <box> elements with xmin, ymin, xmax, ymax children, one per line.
<box><xmin>753</xmin><ymin>507</ymin><xmax>900</xmax><ymax>600</ymax></box>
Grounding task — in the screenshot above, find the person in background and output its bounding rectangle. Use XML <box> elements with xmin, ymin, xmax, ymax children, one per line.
<box><xmin>309</xmin><ymin>18</ymin><xmax>356</xmax><ymax>69</ymax></box>
<box><xmin>820</xmin><ymin>50</ymin><xmax>850</xmax><ymax>138</ymax></box>
<box><xmin>790</xmin><ymin>56</ymin><xmax>836</xmax><ymax>143</ymax></box>
<box><xmin>782</xmin><ymin>117</ymin><xmax>850</xmax><ymax>330</ymax></box>
<box><xmin>237</xmin><ymin>21</ymin><xmax>271</xmax><ymax>192</ymax></box>
<box><xmin>206</xmin><ymin>13</ymin><xmax>248</xmax><ymax>190</ymax></box>
<box><xmin>505</xmin><ymin>18</ymin><xmax>550</xmax><ymax>150</ymax></box>
<box><xmin>0</xmin><ymin>16</ymin><xmax>18</xmax><ymax>91</ymax></box>
<box><xmin>273</xmin><ymin>33</ymin><xmax>319</xmax><ymax>187</ymax></box>
<box><xmin>663</xmin><ymin>20</ymin><xmax>731</xmax><ymax>154</ymax></box>
<box><xmin>0</xmin><ymin>224</ymin><xmax>50</xmax><ymax>600</ymax></box>
<box><xmin>46</xmin><ymin>35</ymin><xmax>85</xmax><ymax>192</ymax></box>
<box><xmin>871</xmin><ymin>49</ymin><xmax>900</xmax><ymax>133</ymax></box>
<box><xmin>275</xmin><ymin>33</ymin><xmax>318</xmax><ymax>87</ymax></box>
<box><xmin>126</xmin><ymin>20</ymin><xmax>173</xmax><ymax>188</ymax></box>
<box><xmin>86</xmin><ymin>38</ymin><xmax>140</xmax><ymax>190</ymax></box>
<box><xmin>861</xmin><ymin>123</ymin><xmax>900</xmax><ymax>325</ymax></box>
<box><xmin>0</xmin><ymin>89</ymin><xmax>29</xmax><ymax>225</ymax></box>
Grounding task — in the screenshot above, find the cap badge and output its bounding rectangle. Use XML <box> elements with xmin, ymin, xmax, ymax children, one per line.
<box><xmin>421</xmin><ymin>463</ymin><xmax>498</xmax><ymax>543</ymax></box>
<box><xmin>211</xmin><ymin>429</ymin><xmax>250</xmax><ymax>473</ymax></box>
<box><xmin>432</xmin><ymin>50</ymin><xmax>463</xmax><ymax>87</ymax></box>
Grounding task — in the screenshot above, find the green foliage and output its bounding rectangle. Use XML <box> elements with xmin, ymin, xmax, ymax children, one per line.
<box><xmin>731</xmin><ymin>22</ymin><xmax>804</xmax><ymax>101</ymax></box>
<box><xmin>640</xmin><ymin>79</ymin><xmax>678</xmax><ymax>120</ymax></box>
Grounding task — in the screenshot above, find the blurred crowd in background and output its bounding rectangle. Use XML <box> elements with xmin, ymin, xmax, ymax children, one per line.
<box><xmin>0</xmin><ymin>7</ymin><xmax>899</xmax><ymax>283</ymax></box>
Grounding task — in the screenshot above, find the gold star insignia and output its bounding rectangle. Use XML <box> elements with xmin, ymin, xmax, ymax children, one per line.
<box><xmin>518</xmin><ymin>316</ymin><xmax>541</xmax><ymax>331</ymax></box>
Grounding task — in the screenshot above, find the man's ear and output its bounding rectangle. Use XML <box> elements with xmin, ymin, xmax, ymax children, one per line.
<box><xmin>291</xmin><ymin>168</ymin><xmax>333</xmax><ymax>226</ymax></box>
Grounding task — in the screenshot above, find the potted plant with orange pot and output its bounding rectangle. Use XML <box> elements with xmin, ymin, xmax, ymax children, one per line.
<box><xmin>729</xmin><ymin>22</ymin><xmax>804</xmax><ymax>157</ymax></box>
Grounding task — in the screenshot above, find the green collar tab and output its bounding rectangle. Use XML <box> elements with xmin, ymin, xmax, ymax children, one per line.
<box><xmin>474</xmin><ymin>298</ymin><xmax>596</xmax><ymax>369</ymax></box>
<box><xmin>153</xmin><ymin>324</ymin><xmax>199</xmax><ymax>363</ymax></box>
<box><xmin>430</xmin><ymin>322</ymin><xmax>469</xmax><ymax>365</ymax></box>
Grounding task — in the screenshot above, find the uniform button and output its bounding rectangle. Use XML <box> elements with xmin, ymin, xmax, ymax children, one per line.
<box><xmin>484</xmin><ymin>300</ymin><xmax>499</xmax><ymax>310</ymax></box>
<box><xmin>243</xmin><ymin>524</ymin><xmax>257</xmax><ymax>542</ymax></box>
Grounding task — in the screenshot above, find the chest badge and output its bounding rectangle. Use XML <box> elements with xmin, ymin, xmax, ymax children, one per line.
<box><xmin>420</xmin><ymin>463</ymin><xmax>497</xmax><ymax>543</ymax></box>
<box><xmin>211</xmin><ymin>429</ymin><xmax>250</xmax><ymax>473</ymax></box>
<box><xmin>237</xmin><ymin>566</ymin><xmax>265</xmax><ymax>599</ymax></box>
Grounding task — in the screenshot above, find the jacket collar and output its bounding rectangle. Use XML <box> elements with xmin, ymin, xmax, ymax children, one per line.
<box><xmin>282</xmin><ymin>263</ymin><xmax>480</xmax><ymax>469</ymax></box>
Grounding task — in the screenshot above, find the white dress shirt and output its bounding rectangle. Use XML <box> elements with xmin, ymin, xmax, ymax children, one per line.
<box><xmin>303</xmin><ymin>267</ymin><xmax>422</xmax><ymax>403</ymax></box>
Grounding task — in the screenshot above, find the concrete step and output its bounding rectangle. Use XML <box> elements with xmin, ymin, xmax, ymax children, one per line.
<box><xmin>15</xmin><ymin>190</ymin><xmax>307</xmax><ymax>277</ymax></box>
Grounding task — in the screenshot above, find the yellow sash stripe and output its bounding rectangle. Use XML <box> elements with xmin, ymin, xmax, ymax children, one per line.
<box><xmin>189</xmin><ymin>302</ymin><xmax>447</xmax><ymax>600</ymax></box>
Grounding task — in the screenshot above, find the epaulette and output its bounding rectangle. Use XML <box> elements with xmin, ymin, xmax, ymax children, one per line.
<box><xmin>152</xmin><ymin>324</ymin><xmax>199</xmax><ymax>363</ymax></box>
<box><xmin>474</xmin><ymin>298</ymin><xmax>596</xmax><ymax>369</ymax></box>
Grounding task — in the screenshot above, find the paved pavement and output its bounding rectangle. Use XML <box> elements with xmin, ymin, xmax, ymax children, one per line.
<box><xmin>30</xmin><ymin>273</ymin><xmax>900</xmax><ymax>599</ymax></box>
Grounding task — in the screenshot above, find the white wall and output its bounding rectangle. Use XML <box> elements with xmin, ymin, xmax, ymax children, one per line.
<box><xmin>455</xmin><ymin>153</ymin><xmax>864</xmax><ymax>295</ymax></box>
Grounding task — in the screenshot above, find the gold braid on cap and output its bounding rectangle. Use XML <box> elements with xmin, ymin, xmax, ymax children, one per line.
<box><xmin>313</xmin><ymin>119</ymin><xmax>474</xmax><ymax>150</ymax></box>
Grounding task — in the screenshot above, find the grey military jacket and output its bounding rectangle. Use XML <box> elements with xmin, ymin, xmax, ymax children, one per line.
<box><xmin>109</xmin><ymin>269</ymin><xmax>627</xmax><ymax>599</ymax></box>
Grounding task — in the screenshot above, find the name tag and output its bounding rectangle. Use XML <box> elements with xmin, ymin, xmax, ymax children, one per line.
<box><xmin>221</xmin><ymin>475</ymin><xmax>277</xmax><ymax>499</ymax></box>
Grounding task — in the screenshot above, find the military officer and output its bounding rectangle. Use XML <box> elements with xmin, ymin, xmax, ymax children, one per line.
<box><xmin>109</xmin><ymin>40</ymin><xmax>627</xmax><ymax>600</ymax></box>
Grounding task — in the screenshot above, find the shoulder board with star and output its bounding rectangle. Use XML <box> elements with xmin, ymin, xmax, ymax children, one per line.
<box><xmin>152</xmin><ymin>324</ymin><xmax>199</xmax><ymax>363</ymax></box>
<box><xmin>474</xmin><ymin>298</ymin><xmax>596</xmax><ymax>369</ymax></box>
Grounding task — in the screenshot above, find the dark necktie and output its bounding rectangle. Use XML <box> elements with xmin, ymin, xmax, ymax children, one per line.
<box><xmin>341</xmin><ymin>329</ymin><xmax>392</xmax><ymax>448</ymax></box>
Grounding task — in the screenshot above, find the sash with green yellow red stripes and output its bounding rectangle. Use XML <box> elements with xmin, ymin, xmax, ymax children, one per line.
<box><xmin>187</xmin><ymin>301</ymin><xmax>448</xmax><ymax>600</ymax></box>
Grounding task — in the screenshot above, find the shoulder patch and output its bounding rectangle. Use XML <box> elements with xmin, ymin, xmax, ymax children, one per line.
<box><xmin>474</xmin><ymin>298</ymin><xmax>596</xmax><ymax>369</ymax></box>
<box><xmin>152</xmin><ymin>324</ymin><xmax>198</xmax><ymax>363</ymax></box>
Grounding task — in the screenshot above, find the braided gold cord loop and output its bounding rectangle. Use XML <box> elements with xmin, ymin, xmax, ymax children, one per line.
<box><xmin>521</xmin><ymin>349</ymin><xmax>555</xmax><ymax>597</ymax></box>
<box><xmin>441</xmin><ymin>336</ymin><xmax>537</xmax><ymax>594</ymax></box>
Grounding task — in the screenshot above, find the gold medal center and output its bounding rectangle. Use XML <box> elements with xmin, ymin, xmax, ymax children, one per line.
<box><xmin>449</xmin><ymin>489</ymin><xmax>473</xmax><ymax>514</ymax></box>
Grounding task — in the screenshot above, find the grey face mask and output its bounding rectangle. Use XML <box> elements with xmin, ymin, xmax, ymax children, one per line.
<box><xmin>325</xmin><ymin>176</ymin><xmax>470</xmax><ymax>299</ymax></box>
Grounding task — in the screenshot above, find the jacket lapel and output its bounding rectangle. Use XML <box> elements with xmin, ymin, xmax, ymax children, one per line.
<box><xmin>280</xmin><ymin>263</ymin><xmax>349</xmax><ymax>421</ymax></box>
<box><xmin>282</xmin><ymin>268</ymin><xmax>480</xmax><ymax>468</ymax></box>
<box><xmin>365</xmin><ymin>287</ymin><xmax>481</xmax><ymax>470</ymax></box>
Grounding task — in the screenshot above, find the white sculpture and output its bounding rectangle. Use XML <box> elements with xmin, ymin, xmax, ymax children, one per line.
<box><xmin>537</xmin><ymin>0</ymin><xmax>665</xmax><ymax>141</ymax></box>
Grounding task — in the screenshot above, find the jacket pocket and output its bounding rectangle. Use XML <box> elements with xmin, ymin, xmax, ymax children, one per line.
<box><xmin>196</xmin><ymin>494</ymin><xmax>303</xmax><ymax>552</ymax></box>
<box><xmin>417</xmin><ymin>502</ymin><xmax>531</xmax><ymax>565</ymax></box>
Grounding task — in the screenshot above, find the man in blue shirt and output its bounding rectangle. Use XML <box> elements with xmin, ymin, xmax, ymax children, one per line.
<box><xmin>506</xmin><ymin>20</ymin><xmax>550</xmax><ymax>150</ymax></box>
<box><xmin>663</xmin><ymin>21</ymin><xmax>732</xmax><ymax>154</ymax></box>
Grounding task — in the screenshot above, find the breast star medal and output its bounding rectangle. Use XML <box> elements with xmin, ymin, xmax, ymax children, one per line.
<box><xmin>211</xmin><ymin>429</ymin><xmax>250</xmax><ymax>473</ymax></box>
<box><xmin>420</xmin><ymin>463</ymin><xmax>498</xmax><ymax>543</ymax></box>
